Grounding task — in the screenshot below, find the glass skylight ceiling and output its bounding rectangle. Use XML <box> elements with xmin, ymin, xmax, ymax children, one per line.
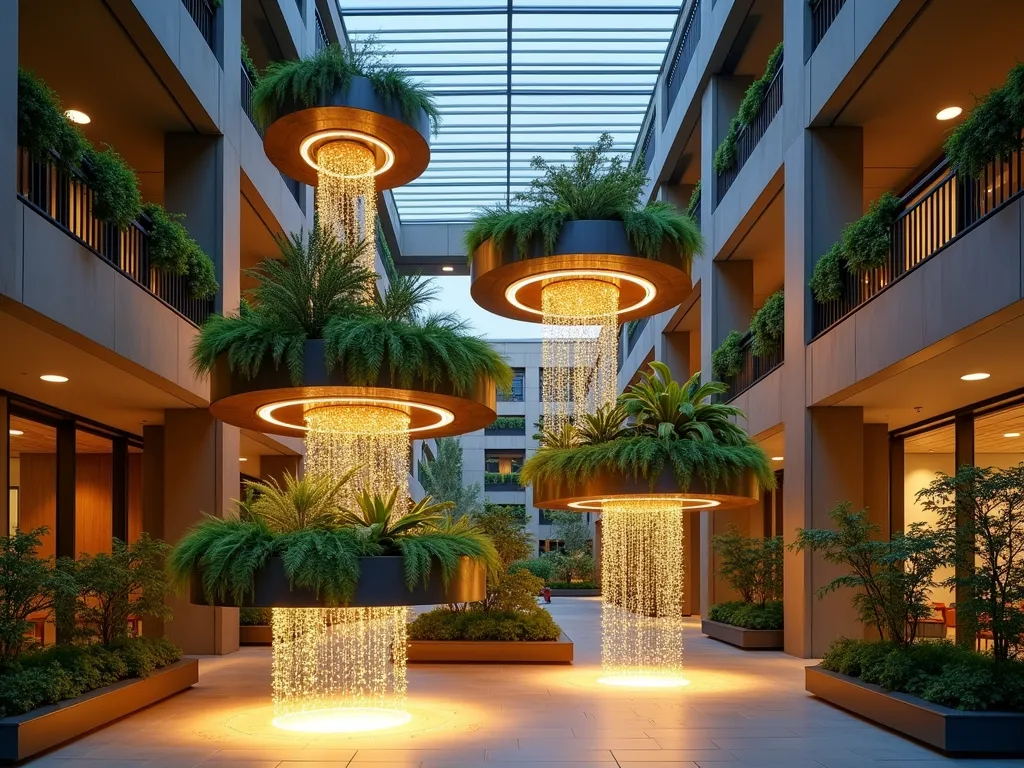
<box><xmin>339</xmin><ymin>1</ymin><xmax>681</xmax><ymax>222</ymax></box>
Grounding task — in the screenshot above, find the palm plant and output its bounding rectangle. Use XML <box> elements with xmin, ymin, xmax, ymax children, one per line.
<box><xmin>339</xmin><ymin>488</ymin><xmax>453</xmax><ymax>545</ymax></box>
<box><xmin>249</xmin><ymin>470</ymin><xmax>356</xmax><ymax>532</ymax></box>
<box><xmin>576</xmin><ymin>403</ymin><xmax>632</xmax><ymax>445</ymax></box>
<box><xmin>465</xmin><ymin>133</ymin><xmax>703</xmax><ymax>262</ymax></box>
<box><xmin>253</xmin><ymin>38</ymin><xmax>440</xmax><ymax>135</ymax></box>
<box><xmin>621</xmin><ymin>362</ymin><xmax>749</xmax><ymax>446</ymax></box>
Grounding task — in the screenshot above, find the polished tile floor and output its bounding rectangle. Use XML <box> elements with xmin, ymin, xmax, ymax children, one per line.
<box><xmin>28</xmin><ymin>598</ymin><xmax>1024</xmax><ymax>767</ymax></box>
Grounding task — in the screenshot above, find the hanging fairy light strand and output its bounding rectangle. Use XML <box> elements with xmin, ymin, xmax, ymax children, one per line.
<box><xmin>599</xmin><ymin>498</ymin><xmax>686</xmax><ymax>687</ymax></box>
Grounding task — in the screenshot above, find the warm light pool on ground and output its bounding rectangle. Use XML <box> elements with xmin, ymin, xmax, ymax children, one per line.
<box><xmin>271</xmin><ymin>707</ymin><xmax>413</xmax><ymax>733</ymax></box>
<box><xmin>596</xmin><ymin>674</ymin><xmax>691</xmax><ymax>689</ymax></box>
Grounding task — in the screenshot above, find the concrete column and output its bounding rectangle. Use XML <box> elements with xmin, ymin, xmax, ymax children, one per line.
<box><xmin>782</xmin><ymin>127</ymin><xmax>864</xmax><ymax>658</ymax></box>
<box><xmin>954</xmin><ymin>413</ymin><xmax>975</xmax><ymax>649</ymax></box>
<box><xmin>864</xmin><ymin>424</ymin><xmax>890</xmax><ymax>536</ymax></box>
<box><xmin>0</xmin><ymin>396</ymin><xmax>8</xmax><ymax>535</ymax></box>
<box><xmin>683</xmin><ymin>510</ymin><xmax>700</xmax><ymax>616</ymax></box>
<box><xmin>163</xmin><ymin>410</ymin><xmax>239</xmax><ymax>655</ymax></box>
<box><xmin>657</xmin><ymin>331</ymin><xmax>691</xmax><ymax>382</ymax></box>
<box><xmin>889</xmin><ymin>436</ymin><xmax>905</xmax><ymax>534</ymax></box>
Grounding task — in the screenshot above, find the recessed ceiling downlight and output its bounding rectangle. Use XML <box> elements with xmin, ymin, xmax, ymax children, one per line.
<box><xmin>936</xmin><ymin>106</ymin><xmax>963</xmax><ymax>121</ymax></box>
<box><xmin>771</xmin><ymin>456</ymin><xmax>784</xmax><ymax>461</ymax></box>
<box><xmin>9</xmin><ymin>430</ymin><xmax>23</xmax><ymax>436</ymax></box>
<box><xmin>960</xmin><ymin>373</ymin><xmax>990</xmax><ymax>381</ymax></box>
<box><xmin>1005</xmin><ymin>433</ymin><xmax>1021</xmax><ymax>438</ymax></box>
<box><xmin>64</xmin><ymin>109</ymin><xmax>90</xmax><ymax>124</ymax></box>
<box><xmin>40</xmin><ymin>374</ymin><xmax>69</xmax><ymax>383</ymax></box>
<box><xmin>442</xmin><ymin>266</ymin><xmax>454</xmax><ymax>272</ymax></box>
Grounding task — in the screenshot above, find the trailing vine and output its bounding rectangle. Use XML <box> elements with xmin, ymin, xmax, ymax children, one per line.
<box><xmin>749</xmin><ymin>290</ymin><xmax>784</xmax><ymax>358</ymax></box>
<box><xmin>687</xmin><ymin>180</ymin><xmax>701</xmax><ymax>218</ymax></box>
<box><xmin>713</xmin><ymin>43</ymin><xmax>783</xmax><ymax>175</ymax></box>
<box><xmin>945</xmin><ymin>63</ymin><xmax>1024</xmax><ymax>179</ymax></box>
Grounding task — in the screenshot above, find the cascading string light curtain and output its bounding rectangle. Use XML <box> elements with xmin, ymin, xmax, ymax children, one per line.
<box><xmin>598</xmin><ymin>498</ymin><xmax>687</xmax><ymax>687</ymax></box>
<box><xmin>270</xmin><ymin>142</ymin><xmax>413</xmax><ymax>733</ymax></box>
<box><xmin>540</xmin><ymin>279</ymin><xmax>619</xmax><ymax>433</ymax></box>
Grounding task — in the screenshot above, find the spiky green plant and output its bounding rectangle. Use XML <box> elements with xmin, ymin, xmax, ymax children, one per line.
<box><xmin>339</xmin><ymin>489</ymin><xmax>453</xmax><ymax>544</ymax></box>
<box><xmin>396</xmin><ymin>513</ymin><xmax>502</xmax><ymax>589</ymax></box>
<box><xmin>576</xmin><ymin>403</ymin><xmax>632</xmax><ymax>446</ymax></box>
<box><xmin>249</xmin><ymin>470</ymin><xmax>356</xmax><ymax>532</ymax></box>
<box><xmin>252</xmin><ymin>38</ymin><xmax>440</xmax><ymax>135</ymax></box>
<box><xmin>538</xmin><ymin>422</ymin><xmax>580</xmax><ymax>450</ymax></box>
<box><xmin>464</xmin><ymin>133</ymin><xmax>703</xmax><ymax>263</ymax></box>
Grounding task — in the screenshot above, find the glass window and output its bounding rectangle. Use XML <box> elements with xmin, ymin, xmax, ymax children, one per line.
<box><xmin>498</xmin><ymin>369</ymin><xmax>526</xmax><ymax>402</ymax></box>
<box><xmin>76</xmin><ymin>430</ymin><xmax>113</xmax><ymax>556</ymax></box>
<box><xmin>8</xmin><ymin>415</ymin><xmax>58</xmax><ymax>557</ymax></box>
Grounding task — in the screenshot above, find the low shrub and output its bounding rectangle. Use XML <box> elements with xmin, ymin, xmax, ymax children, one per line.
<box><xmin>0</xmin><ymin>636</ymin><xmax>181</xmax><ymax>717</ymax></box>
<box><xmin>707</xmin><ymin>600</ymin><xmax>783</xmax><ymax>630</ymax></box>
<box><xmin>407</xmin><ymin>608</ymin><xmax>561</xmax><ymax>642</ymax></box>
<box><xmin>487</xmin><ymin>416</ymin><xmax>526</xmax><ymax>431</ymax></box>
<box><xmin>544</xmin><ymin>581</ymin><xmax>598</xmax><ymax>590</ymax></box>
<box><xmin>820</xmin><ymin>638</ymin><xmax>1024</xmax><ymax>712</ymax></box>
<box><xmin>240</xmin><ymin>608</ymin><xmax>272</xmax><ymax>626</ymax></box>
<box><xmin>484</xmin><ymin>471</ymin><xmax>520</xmax><ymax>486</ymax></box>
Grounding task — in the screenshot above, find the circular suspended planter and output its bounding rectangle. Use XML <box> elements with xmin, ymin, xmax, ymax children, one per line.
<box><xmin>207</xmin><ymin>340</ymin><xmax>497</xmax><ymax>439</ymax></box>
<box><xmin>470</xmin><ymin>220</ymin><xmax>693</xmax><ymax>324</ymax></box>
<box><xmin>190</xmin><ymin>556</ymin><xmax>486</xmax><ymax>608</ymax></box>
<box><xmin>530</xmin><ymin>465</ymin><xmax>763</xmax><ymax>511</ymax></box>
<box><xmin>262</xmin><ymin>76</ymin><xmax>431</xmax><ymax>189</ymax></box>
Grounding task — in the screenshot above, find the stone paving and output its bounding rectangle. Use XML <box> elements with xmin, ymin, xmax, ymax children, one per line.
<box><xmin>27</xmin><ymin>598</ymin><xmax>1024</xmax><ymax>767</ymax></box>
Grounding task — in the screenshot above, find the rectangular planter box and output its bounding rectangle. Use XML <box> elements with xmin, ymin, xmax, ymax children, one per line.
<box><xmin>0</xmin><ymin>658</ymin><xmax>199</xmax><ymax>762</ymax></box>
<box><xmin>549</xmin><ymin>588</ymin><xmax>600</xmax><ymax>597</ymax></box>
<box><xmin>702</xmin><ymin>619</ymin><xmax>784</xmax><ymax>649</ymax></box>
<box><xmin>484</xmin><ymin>428</ymin><xmax>526</xmax><ymax>436</ymax></box>
<box><xmin>805</xmin><ymin>665</ymin><xmax>1024</xmax><ymax>755</ymax></box>
<box><xmin>484</xmin><ymin>483</ymin><xmax>522</xmax><ymax>492</ymax></box>
<box><xmin>240</xmin><ymin>625</ymin><xmax>272</xmax><ymax>645</ymax></box>
<box><xmin>408</xmin><ymin>632</ymin><xmax>573</xmax><ymax>664</ymax></box>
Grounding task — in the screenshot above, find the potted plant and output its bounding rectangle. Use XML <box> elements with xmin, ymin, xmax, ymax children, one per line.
<box><xmin>794</xmin><ymin>500</ymin><xmax>1024</xmax><ymax>755</ymax></box>
<box><xmin>704</xmin><ymin>527</ymin><xmax>783</xmax><ymax>648</ymax></box>
<box><xmin>170</xmin><ymin>472</ymin><xmax>500</xmax><ymax>608</ymax></box>
<box><xmin>407</xmin><ymin>505</ymin><xmax>572</xmax><ymax>663</ymax></box>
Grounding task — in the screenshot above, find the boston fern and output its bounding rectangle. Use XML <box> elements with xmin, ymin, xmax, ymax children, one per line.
<box><xmin>253</xmin><ymin>38</ymin><xmax>440</xmax><ymax>135</ymax></box>
<box><xmin>521</xmin><ymin>363</ymin><xmax>774</xmax><ymax>492</ymax></box>
<box><xmin>191</xmin><ymin>223</ymin><xmax>511</xmax><ymax>393</ymax></box>
<box><xmin>465</xmin><ymin>133</ymin><xmax>702</xmax><ymax>262</ymax></box>
<box><xmin>169</xmin><ymin>472</ymin><xmax>500</xmax><ymax>606</ymax></box>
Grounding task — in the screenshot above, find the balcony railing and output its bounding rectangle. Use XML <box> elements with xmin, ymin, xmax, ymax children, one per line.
<box><xmin>181</xmin><ymin>0</ymin><xmax>216</xmax><ymax>52</ymax></box>
<box><xmin>666</xmin><ymin>0</ymin><xmax>701</xmax><ymax>110</ymax></box>
<box><xmin>723</xmin><ymin>332</ymin><xmax>784</xmax><ymax>402</ymax></box>
<box><xmin>716</xmin><ymin>54</ymin><xmax>784</xmax><ymax>204</ymax></box>
<box><xmin>626</xmin><ymin>316</ymin><xmax>649</xmax><ymax>354</ymax></box>
<box><xmin>811</xmin><ymin>0</ymin><xmax>848</xmax><ymax>52</ymax></box>
<box><xmin>315</xmin><ymin>10</ymin><xmax>330</xmax><ymax>53</ymax></box>
<box><xmin>812</xmin><ymin>150</ymin><xmax>1024</xmax><ymax>337</ymax></box>
<box><xmin>641</xmin><ymin>117</ymin><xmax>656</xmax><ymax>175</ymax></box>
<box><xmin>242</xmin><ymin>63</ymin><xmax>305</xmax><ymax>211</ymax></box>
<box><xmin>17</xmin><ymin>148</ymin><xmax>214</xmax><ymax>327</ymax></box>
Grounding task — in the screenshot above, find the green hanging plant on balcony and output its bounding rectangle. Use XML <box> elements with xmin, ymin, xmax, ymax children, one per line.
<box><xmin>712</xmin><ymin>330</ymin><xmax>745</xmax><ymax>381</ymax></box>
<box><xmin>713</xmin><ymin>43</ymin><xmax>783</xmax><ymax>175</ymax></box>
<box><xmin>82</xmin><ymin>146</ymin><xmax>143</xmax><ymax>231</ymax></box>
<box><xmin>143</xmin><ymin>204</ymin><xmax>219</xmax><ymax>299</ymax></box>
<box><xmin>945</xmin><ymin>63</ymin><xmax>1024</xmax><ymax>179</ymax></box>
<box><xmin>464</xmin><ymin>133</ymin><xmax>703</xmax><ymax>262</ymax></box>
<box><xmin>749</xmin><ymin>290</ymin><xmax>784</xmax><ymax>358</ymax></box>
<box><xmin>488</xmin><ymin>416</ymin><xmax>526</xmax><ymax>431</ymax></box>
<box><xmin>241</xmin><ymin>37</ymin><xmax>260</xmax><ymax>84</ymax></box>
<box><xmin>686</xmin><ymin>179</ymin><xmax>701</xmax><ymax>217</ymax></box>
<box><xmin>808</xmin><ymin>192</ymin><xmax>901</xmax><ymax>303</ymax></box>
<box><xmin>252</xmin><ymin>38</ymin><xmax>441</xmax><ymax>134</ymax></box>
<box><xmin>17</xmin><ymin>68</ymin><xmax>89</xmax><ymax>174</ymax></box>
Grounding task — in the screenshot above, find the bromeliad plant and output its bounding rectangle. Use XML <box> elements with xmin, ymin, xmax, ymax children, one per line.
<box><xmin>252</xmin><ymin>38</ymin><xmax>440</xmax><ymax>135</ymax></box>
<box><xmin>169</xmin><ymin>471</ymin><xmax>501</xmax><ymax>607</ymax></box>
<box><xmin>521</xmin><ymin>362</ymin><xmax>774</xmax><ymax>492</ymax></box>
<box><xmin>190</xmin><ymin>221</ymin><xmax>512</xmax><ymax>392</ymax></box>
<box><xmin>465</xmin><ymin>133</ymin><xmax>703</xmax><ymax>262</ymax></box>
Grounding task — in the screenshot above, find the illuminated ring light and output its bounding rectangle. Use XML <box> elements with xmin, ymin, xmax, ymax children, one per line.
<box><xmin>272</xmin><ymin>707</ymin><xmax>413</xmax><ymax>733</ymax></box>
<box><xmin>505</xmin><ymin>270</ymin><xmax>657</xmax><ymax>319</ymax></box>
<box><xmin>257</xmin><ymin>396</ymin><xmax>454</xmax><ymax>435</ymax></box>
<box><xmin>299</xmin><ymin>129</ymin><xmax>395</xmax><ymax>179</ymax></box>
<box><xmin>567</xmin><ymin>496</ymin><xmax>721</xmax><ymax>511</ymax></box>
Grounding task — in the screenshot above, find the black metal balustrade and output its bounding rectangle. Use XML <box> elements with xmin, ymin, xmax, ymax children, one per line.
<box><xmin>812</xmin><ymin>148</ymin><xmax>1024</xmax><ymax>338</ymax></box>
<box><xmin>666</xmin><ymin>0</ymin><xmax>701</xmax><ymax>110</ymax></box>
<box><xmin>723</xmin><ymin>332</ymin><xmax>784</xmax><ymax>401</ymax></box>
<box><xmin>716</xmin><ymin>53</ymin><xmax>784</xmax><ymax>204</ymax></box>
<box><xmin>242</xmin><ymin>63</ymin><xmax>305</xmax><ymax>210</ymax></box>
<box><xmin>811</xmin><ymin>0</ymin><xmax>848</xmax><ymax>52</ymax></box>
<box><xmin>641</xmin><ymin>117</ymin><xmax>656</xmax><ymax>175</ymax></box>
<box><xmin>626</xmin><ymin>316</ymin><xmax>649</xmax><ymax>354</ymax></box>
<box><xmin>315</xmin><ymin>10</ymin><xmax>330</xmax><ymax>53</ymax></box>
<box><xmin>16</xmin><ymin>148</ymin><xmax>214</xmax><ymax>327</ymax></box>
<box><xmin>181</xmin><ymin>0</ymin><xmax>216</xmax><ymax>52</ymax></box>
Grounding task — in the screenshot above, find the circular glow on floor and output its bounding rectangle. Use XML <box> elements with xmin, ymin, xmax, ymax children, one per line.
<box><xmin>272</xmin><ymin>707</ymin><xmax>412</xmax><ymax>734</ymax></box>
<box><xmin>596</xmin><ymin>675</ymin><xmax>691</xmax><ymax>689</ymax></box>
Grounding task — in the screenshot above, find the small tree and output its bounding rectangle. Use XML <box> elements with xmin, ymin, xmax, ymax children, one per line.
<box><xmin>0</xmin><ymin>529</ymin><xmax>52</xmax><ymax>662</ymax></box>
<box><xmin>76</xmin><ymin>535</ymin><xmax>171</xmax><ymax>646</ymax></box>
<box><xmin>712</xmin><ymin>527</ymin><xmax>783</xmax><ymax>607</ymax></box>
<box><xmin>418</xmin><ymin>437</ymin><xmax>482</xmax><ymax>519</ymax></box>
<box><xmin>544</xmin><ymin>550</ymin><xmax>595</xmax><ymax>584</ymax></box>
<box><xmin>466</xmin><ymin>504</ymin><xmax>539</xmax><ymax>612</ymax></box>
<box><xmin>791</xmin><ymin>502</ymin><xmax>943</xmax><ymax>648</ymax></box>
<box><xmin>917</xmin><ymin>464</ymin><xmax>1024</xmax><ymax>662</ymax></box>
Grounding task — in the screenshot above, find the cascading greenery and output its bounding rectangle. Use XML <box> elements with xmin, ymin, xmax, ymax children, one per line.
<box><xmin>17</xmin><ymin>67</ymin><xmax>218</xmax><ymax>299</ymax></box>
<box><xmin>713</xmin><ymin>43</ymin><xmax>783</xmax><ymax>175</ymax></box>
<box><xmin>521</xmin><ymin>362</ymin><xmax>775</xmax><ymax>492</ymax></box>
<box><xmin>749</xmin><ymin>289</ymin><xmax>784</xmax><ymax>358</ymax></box>
<box><xmin>809</xmin><ymin>192</ymin><xmax>901</xmax><ymax>303</ymax></box>
<box><xmin>464</xmin><ymin>133</ymin><xmax>703</xmax><ymax>262</ymax></box>
<box><xmin>488</xmin><ymin>416</ymin><xmax>526</xmax><ymax>431</ymax></box>
<box><xmin>711</xmin><ymin>330</ymin><xmax>745</xmax><ymax>381</ymax></box>
<box><xmin>686</xmin><ymin>179</ymin><xmax>701</xmax><ymax>218</ymax></box>
<box><xmin>945</xmin><ymin>63</ymin><xmax>1024</xmax><ymax>179</ymax></box>
<box><xmin>252</xmin><ymin>38</ymin><xmax>440</xmax><ymax>135</ymax></box>
<box><xmin>191</xmin><ymin>222</ymin><xmax>511</xmax><ymax>392</ymax></box>
<box><xmin>168</xmin><ymin>472</ymin><xmax>501</xmax><ymax>606</ymax></box>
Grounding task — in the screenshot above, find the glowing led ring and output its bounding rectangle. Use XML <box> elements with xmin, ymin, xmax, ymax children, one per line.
<box><xmin>567</xmin><ymin>496</ymin><xmax>721</xmax><ymax>511</ymax></box>
<box><xmin>505</xmin><ymin>270</ymin><xmax>657</xmax><ymax>318</ymax></box>
<box><xmin>257</xmin><ymin>396</ymin><xmax>454</xmax><ymax>434</ymax></box>
<box><xmin>299</xmin><ymin>130</ymin><xmax>396</xmax><ymax>179</ymax></box>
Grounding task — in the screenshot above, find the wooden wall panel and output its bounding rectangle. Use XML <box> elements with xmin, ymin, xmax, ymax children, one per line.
<box><xmin>18</xmin><ymin>454</ymin><xmax>56</xmax><ymax>559</ymax></box>
<box><xmin>128</xmin><ymin>454</ymin><xmax>142</xmax><ymax>544</ymax></box>
<box><xmin>75</xmin><ymin>454</ymin><xmax>112</xmax><ymax>555</ymax></box>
